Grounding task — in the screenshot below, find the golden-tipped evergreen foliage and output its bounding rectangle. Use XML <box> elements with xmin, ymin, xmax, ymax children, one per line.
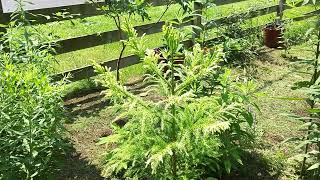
<box><xmin>94</xmin><ymin>22</ymin><xmax>259</xmax><ymax>179</ymax></box>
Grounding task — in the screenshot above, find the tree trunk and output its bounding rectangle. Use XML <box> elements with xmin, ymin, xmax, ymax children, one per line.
<box><xmin>114</xmin><ymin>15</ymin><xmax>127</xmax><ymax>82</ymax></box>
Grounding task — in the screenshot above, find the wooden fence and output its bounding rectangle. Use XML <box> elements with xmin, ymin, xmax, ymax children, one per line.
<box><xmin>0</xmin><ymin>0</ymin><xmax>318</xmax><ymax>82</ymax></box>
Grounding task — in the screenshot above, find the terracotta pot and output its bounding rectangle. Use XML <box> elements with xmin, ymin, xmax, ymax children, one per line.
<box><xmin>263</xmin><ymin>24</ymin><xmax>283</xmax><ymax>48</ymax></box>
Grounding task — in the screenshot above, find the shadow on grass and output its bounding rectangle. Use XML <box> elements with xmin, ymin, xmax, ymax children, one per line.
<box><xmin>64</xmin><ymin>79</ymin><xmax>153</xmax><ymax>124</ymax></box>
<box><xmin>246</xmin><ymin>50</ymin><xmax>293</xmax><ymax>93</ymax></box>
<box><xmin>53</xmin><ymin>147</ymin><xmax>281</xmax><ymax>180</ymax></box>
<box><xmin>53</xmin><ymin>142</ymin><xmax>105</xmax><ymax>180</ymax></box>
<box><xmin>255</xmin><ymin>71</ymin><xmax>291</xmax><ymax>93</ymax></box>
<box><xmin>64</xmin><ymin>92</ymin><xmax>111</xmax><ymax>124</ymax></box>
<box><xmin>222</xmin><ymin>151</ymin><xmax>282</xmax><ymax>180</ymax></box>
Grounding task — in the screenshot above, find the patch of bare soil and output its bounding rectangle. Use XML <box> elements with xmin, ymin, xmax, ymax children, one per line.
<box><xmin>56</xmin><ymin>49</ymin><xmax>303</xmax><ymax>179</ymax></box>
<box><xmin>263</xmin><ymin>133</ymin><xmax>285</xmax><ymax>144</ymax></box>
<box><xmin>57</xmin><ymin>90</ymin><xmax>113</xmax><ymax>179</ymax></box>
<box><xmin>256</xmin><ymin>47</ymin><xmax>287</xmax><ymax>65</ymax></box>
<box><xmin>57</xmin><ymin>77</ymin><xmax>163</xmax><ymax>179</ymax></box>
<box><xmin>56</xmin><ymin>148</ymin><xmax>105</xmax><ymax>180</ymax></box>
<box><xmin>67</xmin><ymin>119</ymin><xmax>113</xmax><ymax>162</ymax></box>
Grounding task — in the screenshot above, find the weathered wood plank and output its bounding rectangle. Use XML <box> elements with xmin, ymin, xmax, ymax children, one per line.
<box><xmin>276</xmin><ymin>0</ymin><xmax>286</xmax><ymax>24</ymax></box>
<box><xmin>55</xmin><ymin>4</ymin><xmax>279</xmax><ymax>54</ymax></box>
<box><xmin>0</xmin><ymin>0</ymin><xmax>247</xmax><ymax>25</ymax></box>
<box><xmin>52</xmin><ymin>55</ymin><xmax>140</xmax><ymax>82</ymax></box>
<box><xmin>290</xmin><ymin>9</ymin><xmax>320</xmax><ymax>22</ymax></box>
<box><xmin>52</xmin><ymin>39</ymin><xmax>193</xmax><ymax>82</ymax></box>
<box><xmin>56</xmin><ymin>21</ymin><xmax>166</xmax><ymax>54</ymax></box>
<box><xmin>215</xmin><ymin>0</ymin><xmax>246</xmax><ymax>6</ymax></box>
<box><xmin>206</xmin><ymin>5</ymin><xmax>278</xmax><ymax>29</ymax></box>
<box><xmin>206</xmin><ymin>2</ymin><xmax>308</xmax><ymax>30</ymax></box>
<box><xmin>192</xmin><ymin>1</ymin><xmax>202</xmax><ymax>44</ymax></box>
<box><xmin>52</xmin><ymin>9</ymin><xmax>320</xmax><ymax>82</ymax></box>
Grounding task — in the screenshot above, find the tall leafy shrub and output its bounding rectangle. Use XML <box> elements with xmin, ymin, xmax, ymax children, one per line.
<box><xmin>94</xmin><ymin>23</ymin><xmax>258</xmax><ymax>179</ymax></box>
<box><xmin>0</xmin><ymin>2</ymin><xmax>64</xmax><ymax>179</ymax></box>
<box><xmin>205</xmin><ymin>8</ymin><xmax>262</xmax><ymax>66</ymax></box>
<box><xmin>282</xmin><ymin>0</ymin><xmax>320</xmax><ymax>179</ymax></box>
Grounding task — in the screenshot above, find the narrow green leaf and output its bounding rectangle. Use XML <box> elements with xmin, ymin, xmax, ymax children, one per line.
<box><xmin>224</xmin><ymin>160</ymin><xmax>232</xmax><ymax>174</ymax></box>
<box><xmin>307</xmin><ymin>163</ymin><xmax>319</xmax><ymax>171</ymax></box>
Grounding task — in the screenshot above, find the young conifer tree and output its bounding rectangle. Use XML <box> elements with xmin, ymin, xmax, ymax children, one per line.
<box><xmin>94</xmin><ymin>21</ymin><xmax>258</xmax><ymax>179</ymax></box>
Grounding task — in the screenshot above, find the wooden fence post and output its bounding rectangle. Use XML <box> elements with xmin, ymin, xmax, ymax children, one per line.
<box><xmin>192</xmin><ymin>1</ymin><xmax>202</xmax><ymax>45</ymax></box>
<box><xmin>0</xmin><ymin>0</ymin><xmax>8</xmax><ymax>39</ymax></box>
<box><xmin>276</xmin><ymin>0</ymin><xmax>285</xmax><ymax>25</ymax></box>
<box><xmin>0</xmin><ymin>0</ymin><xmax>5</xmax><ymax>36</ymax></box>
<box><xmin>0</xmin><ymin>0</ymin><xmax>3</xmax><ymax>19</ymax></box>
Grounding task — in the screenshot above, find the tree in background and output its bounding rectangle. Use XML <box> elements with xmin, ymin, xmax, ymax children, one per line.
<box><xmin>90</xmin><ymin>0</ymin><xmax>150</xmax><ymax>81</ymax></box>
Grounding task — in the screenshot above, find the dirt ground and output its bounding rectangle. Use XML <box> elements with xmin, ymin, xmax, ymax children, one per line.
<box><xmin>55</xmin><ymin>47</ymin><xmax>310</xmax><ymax>179</ymax></box>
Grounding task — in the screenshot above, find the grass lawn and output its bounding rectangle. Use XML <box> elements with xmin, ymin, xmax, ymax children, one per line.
<box><xmin>60</xmin><ymin>7</ymin><xmax>317</xmax><ymax>98</ymax></box>
<box><xmin>39</xmin><ymin>1</ymin><xmax>319</xmax><ymax>178</ymax></box>
<box><xmin>56</xmin><ymin>43</ymin><xmax>313</xmax><ymax>179</ymax></box>
<box><xmin>51</xmin><ymin>0</ymin><xmax>317</xmax><ymax>73</ymax></box>
<box><xmin>44</xmin><ymin>0</ymin><xmax>282</xmax><ymax>73</ymax></box>
<box><xmin>2</xmin><ymin>0</ymin><xmax>318</xmax><ymax>178</ymax></box>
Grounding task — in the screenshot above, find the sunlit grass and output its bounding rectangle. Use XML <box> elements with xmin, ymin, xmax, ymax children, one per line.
<box><xmin>37</xmin><ymin>0</ymin><xmax>275</xmax><ymax>40</ymax></box>
<box><xmin>53</xmin><ymin>0</ymin><xmax>276</xmax><ymax>73</ymax></box>
<box><xmin>205</xmin><ymin>0</ymin><xmax>276</xmax><ymax>20</ymax></box>
<box><xmin>35</xmin><ymin>4</ymin><xmax>181</xmax><ymax>40</ymax></box>
<box><xmin>54</xmin><ymin>32</ymin><xmax>164</xmax><ymax>72</ymax></box>
<box><xmin>49</xmin><ymin>0</ymin><xmax>317</xmax><ymax>84</ymax></box>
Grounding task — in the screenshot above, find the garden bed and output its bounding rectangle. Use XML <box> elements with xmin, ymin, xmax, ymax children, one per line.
<box><xmin>55</xmin><ymin>46</ymin><xmax>309</xmax><ymax>179</ymax></box>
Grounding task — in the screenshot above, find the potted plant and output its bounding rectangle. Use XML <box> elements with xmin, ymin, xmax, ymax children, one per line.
<box><xmin>263</xmin><ymin>0</ymin><xmax>286</xmax><ymax>48</ymax></box>
<box><xmin>263</xmin><ymin>22</ymin><xmax>284</xmax><ymax>48</ymax></box>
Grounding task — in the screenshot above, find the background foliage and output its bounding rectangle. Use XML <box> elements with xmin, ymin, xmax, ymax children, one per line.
<box><xmin>0</xmin><ymin>3</ymin><xmax>65</xmax><ymax>179</ymax></box>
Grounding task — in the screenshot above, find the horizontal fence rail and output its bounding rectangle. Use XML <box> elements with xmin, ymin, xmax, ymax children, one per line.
<box><xmin>52</xmin><ymin>55</ymin><xmax>140</xmax><ymax>82</ymax></box>
<box><xmin>52</xmin><ymin>10</ymin><xmax>319</xmax><ymax>82</ymax></box>
<box><xmin>206</xmin><ymin>4</ymin><xmax>278</xmax><ymax>29</ymax></box>
<box><xmin>55</xmin><ymin>21</ymin><xmax>167</xmax><ymax>54</ymax></box>
<box><xmin>0</xmin><ymin>0</ymin><xmax>168</xmax><ymax>25</ymax></box>
<box><xmin>1</xmin><ymin>0</ymin><xmax>319</xmax><ymax>83</ymax></box>
<box><xmin>0</xmin><ymin>0</ymin><xmax>247</xmax><ymax>25</ymax></box>
<box><xmin>291</xmin><ymin>9</ymin><xmax>320</xmax><ymax>21</ymax></box>
<box><xmin>55</xmin><ymin>4</ymin><xmax>279</xmax><ymax>54</ymax></box>
<box><xmin>206</xmin><ymin>3</ymin><xmax>305</xmax><ymax>29</ymax></box>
